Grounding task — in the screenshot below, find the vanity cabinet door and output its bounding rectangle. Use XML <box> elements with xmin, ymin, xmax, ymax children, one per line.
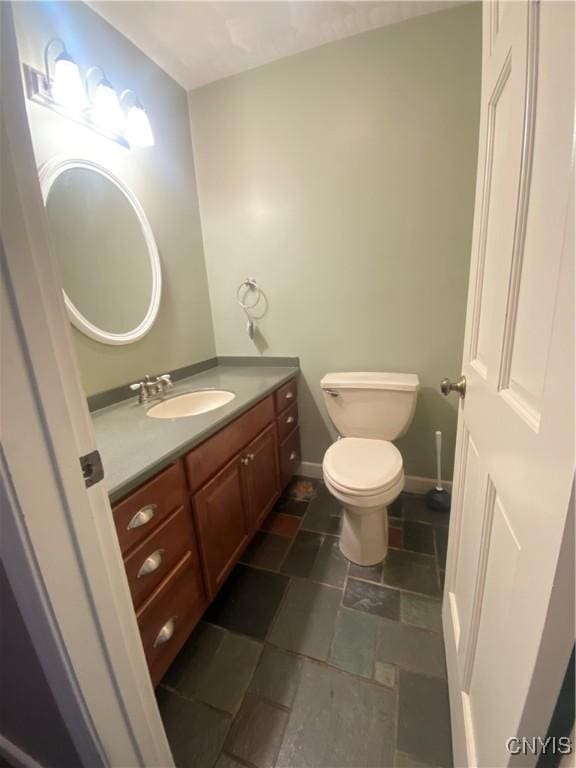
<box><xmin>279</xmin><ymin>427</ymin><xmax>301</xmax><ymax>489</ymax></box>
<box><xmin>193</xmin><ymin>455</ymin><xmax>250</xmax><ymax>598</ymax></box>
<box><xmin>242</xmin><ymin>423</ymin><xmax>281</xmax><ymax>531</ymax></box>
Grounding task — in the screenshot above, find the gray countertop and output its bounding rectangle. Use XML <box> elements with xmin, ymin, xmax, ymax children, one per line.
<box><xmin>91</xmin><ymin>364</ymin><xmax>299</xmax><ymax>503</ymax></box>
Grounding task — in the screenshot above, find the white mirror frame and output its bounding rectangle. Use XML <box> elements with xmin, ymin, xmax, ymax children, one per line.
<box><xmin>39</xmin><ymin>156</ymin><xmax>162</xmax><ymax>345</ymax></box>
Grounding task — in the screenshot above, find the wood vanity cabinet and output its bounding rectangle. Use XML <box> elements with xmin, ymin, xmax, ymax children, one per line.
<box><xmin>111</xmin><ymin>376</ymin><xmax>299</xmax><ymax>686</ymax></box>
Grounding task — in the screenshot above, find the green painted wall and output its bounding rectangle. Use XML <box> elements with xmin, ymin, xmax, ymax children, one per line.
<box><xmin>14</xmin><ymin>1</ymin><xmax>216</xmax><ymax>397</ymax></box>
<box><xmin>189</xmin><ymin>4</ymin><xmax>481</xmax><ymax>480</ymax></box>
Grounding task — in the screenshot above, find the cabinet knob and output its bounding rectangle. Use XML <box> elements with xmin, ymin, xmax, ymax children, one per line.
<box><xmin>127</xmin><ymin>504</ymin><xmax>156</xmax><ymax>530</ymax></box>
<box><xmin>153</xmin><ymin>616</ymin><xmax>177</xmax><ymax>648</ymax></box>
<box><xmin>240</xmin><ymin>457</ymin><xmax>250</xmax><ymax>466</ymax></box>
<box><xmin>286</xmin><ymin>416</ymin><xmax>294</xmax><ymax>424</ymax></box>
<box><xmin>285</xmin><ymin>391</ymin><xmax>294</xmax><ymax>400</ymax></box>
<box><xmin>137</xmin><ymin>549</ymin><xmax>164</xmax><ymax>578</ymax></box>
<box><xmin>247</xmin><ymin>453</ymin><xmax>255</xmax><ymax>461</ymax></box>
<box><xmin>289</xmin><ymin>451</ymin><xmax>298</xmax><ymax>462</ymax></box>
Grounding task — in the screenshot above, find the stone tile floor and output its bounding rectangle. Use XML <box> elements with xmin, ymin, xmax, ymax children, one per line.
<box><xmin>158</xmin><ymin>477</ymin><xmax>453</xmax><ymax>768</ymax></box>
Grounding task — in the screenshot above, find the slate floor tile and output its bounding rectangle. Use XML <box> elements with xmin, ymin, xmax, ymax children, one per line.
<box><xmin>348</xmin><ymin>561</ymin><xmax>383</xmax><ymax>584</ymax></box>
<box><xmin>280</xmin><ymin>530</ymin><xmax>323</xmax><ymax>578</ymax></box>
<box><xmin>193</xmin><ymin>632</ymin><xmax>262</xmax><ymax>714</ymax></box>
<box><xmin>389</xmin><ymin>495</ymin><xmax>404</xmax><ymax>519</ymax></box>
<box><xmin>240</xmin><ymin>532</ymin><xmax>291</xmax><ymax>571</ymax></box>
<box><xmin>329</xmin><ymin>607</ymin><xmax>379</xmax><ymax>678</ymax></box>
<box><xmin>162</xmin><ymin>622</ymin><xmax>262</xmax><ymax>714</ymax></box>
<box><xmin>204</xmin><ymin>565</ymin><xmax>288</xmax><ymax>640</ymax></box>
<box><xmin>435</xmin><ymin>526</ymin><xmax>449</xmax><ymax>568</ymax></box>
<box><xmin>260</xmin><ymin>511</ymin><xmax>302</xmax><ymax>538</ymax></box>
<box><xmin>343</xmin><ymin>578</ymin><xmax>400</xmax><ymax>620</ymax></box>
<box><xmin>374</xmin><ymin>661</ymin><xmax>396</xmax><ymax>688</ymax></box>
<box><xmin>403</xmin><ymin>494</ymin><xmax>450</xmax><ymax>527</ymax></box>
<box><xmin>214</xmin><ymin>755</ymin><xmax>245</xmax><ymax>768</ymax></box>
<box><xmin>248</xmin><ymin>646</ymin><xmax>303</xmax><ymax>708</ymax></box>
<box><xmin>301</xmin><ymin>491</ymin><xmax>342</xmax><ymax>535</ymax></box>
<box><xmin>309</xmin><ymin>534</ymin><xmax>348</xmax><ymax>586</ymax></box>
<box><xmin>401</xmin><ymin>593</ymin><xmax>442</xmax><ymax>633</ymax></box>
<box><xmin>157</xmin><ymin>688</ymin><xmax>231</xmax><ymax>768</ymax></box>
<box><xmin>375</xmin><ymin>618</ymin><xmax>446</xmax><ymax>678</ymax></box>
<box><xmin>162</xmin><ymin>622</ymin><xmax>223</xmax><ymax>693</ymax></box>
<box><xmin>284</xmin><ymin>476</ymin><xmax>317</xmax><ymax>501</ymax></box>
<box><xmin>395</xmin><ymin>750</ymin><xmax>439</xmax><ymax>767</ymax></box>
<box><xmin>403</xmin><ymin>521</ymin><xmax>435</xmax><ymax>555</ymax></box>
<box><xmin>273</xmin><ymin>497</ymin><xmax>309</xmax><ymax>517</ymax></box>
<box><xmin>389</xmin><ymin>525</ymin><xmax>404</xmax><ymax>549</ymax></box>
<box><xmin>398</xmin><ymin>670</ymin><xmax>453</xmax><ymax>767</ymax></box>
<box><xmin>381</xmin><ymin>549</ymin><xmax>440</xmax><ymax>597</ymax></box>
<box><xmin>268</xmin><ymin>580</ymin><xmax>341</xmax><ymax>660</ymax></box>
<box><xmin>224</xmin><ymin>693</ymin><xmax>288</xmax><ymax>768</ymax></box>
<box><xmin>276</xmin><ymin>660</ymin><xmax>396</xmax><ymax>768</ymax></box>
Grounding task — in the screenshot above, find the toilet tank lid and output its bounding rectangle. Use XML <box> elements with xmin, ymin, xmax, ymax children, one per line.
<box><xmin>320</xmin><ymin>372</ymin><xmax>419</xmax><ymax>392</ymax></box>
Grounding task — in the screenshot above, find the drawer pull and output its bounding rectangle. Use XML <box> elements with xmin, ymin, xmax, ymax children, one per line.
<box><xmin>286</xmin><ymin>415</ymin><xmax>295</xmax><ymax>425</ymax></box>
<box><xmin>127</xmin><ymin>504</ymin><xmax>156</xmax><ymax>530</ymax></box>
<box><xmin>137</xmin><ymin>549</ymin><xmax>164</xmax><ymax>579</ymax></box>
<box><xmin>247</xmin><ymin>453</ymin><xmax>255</xmax><ymax>461</ymax></box>
<box><xmin>289</xmin><ymin>451</ymin><xmax>298</xmax><ymax>462</ymax></box>
<box><xmin>285</xmin><ymin>391</ymin><xmax>294</xmax><ymax>400</ymax></box>
<box><xmin>153</xmin><ymin>616</ymin><xmax>177</xmax><ymax>648</ymax></box>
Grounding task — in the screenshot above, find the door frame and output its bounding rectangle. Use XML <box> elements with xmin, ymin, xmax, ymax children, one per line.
<box><xmin>0</xmin><ymin>4</ymin><xmax>173</xmax><ymax>766</ymax></box>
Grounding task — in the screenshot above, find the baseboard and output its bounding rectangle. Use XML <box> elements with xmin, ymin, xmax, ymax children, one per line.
<box><xmin>297</xmin><ymin>461</ymin><xmax>452</xmax><ymax>495</ymax></box>
<box><xmin>297</xmin><ymin>461</ymin><xmax>323</xmax><ymax>479</ymax></box>
<box><xmin>404</xmin><ymin>475</ymin><xmax>453</xmax><ymax>495</ymax></box>
<box><xmin>0</xmin><ymin>735</ymin><xmax>44</xmax><ymax>768</ymax></box>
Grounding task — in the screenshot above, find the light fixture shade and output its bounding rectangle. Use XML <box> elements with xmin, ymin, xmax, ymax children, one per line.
<box><xmin>91</xmin><ymin>81</ymin><xmax>125</xmax><ymax>135</ymax></box>
<box><xmin>52</xmin><ymin>54</ymin><xmax>88</xmax><ymax>111</ymax></box>
<box><xmin>125</xmin><ymin>104</ymin><xmax>154</xmax><ymax>147</ymax></box>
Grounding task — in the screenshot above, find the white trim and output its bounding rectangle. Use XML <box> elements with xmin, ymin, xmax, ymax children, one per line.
<box><xmin>1</xmin><ymin>6</ymin><xmax>173</xmax><ymax>766</ymax></box>
<box><xmin>297</xmin><ymin>461</ymin><xmax>452</xmax><ymax>495</ymax></box>
<box><xmin>0</xmin><ymin>736</ymin><xmax>44</xmax><ymax>768</ymax></box>
<box><xmin>38</xmin><ymin>156</ymin><xmax>162</xmax><ymax>345</ymax></box>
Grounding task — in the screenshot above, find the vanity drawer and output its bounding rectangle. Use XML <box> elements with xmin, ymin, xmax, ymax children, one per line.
<box><xmin>275</xmin><ymin>378</ymin><xmax>297</xmax><ymax>414</ymax></box>
<box><xmin>276</xmin><ymin>401</ymin><xmax>298</xmax><ymax>443</ymax></box>
<box><xmin>137</xmin><ymin>552</ymin><xmax>206</xmax><ymax>686</ymax></box>
<box><xmin>279</xmin><ymin>428</ymin><xmax>301</xmax><ymax>488</ymax></box>
<box><xmin>113</xmin><ymin>462</ymin><xmax>188</xmax><ymax>555</ymax></box>
<box><xmin>123</xmin><ymin>504</ymin><xmax>199</xmax><ymax>609</ymax></box>
<box><xmin>185</xmin><ymin>394</ymin><xmax>275</xmax><ymax>492</ymax></box>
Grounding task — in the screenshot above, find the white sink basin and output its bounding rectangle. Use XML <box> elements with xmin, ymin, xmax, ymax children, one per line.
<box><xmin>147</xmin><ymin>389</ymin><xmax>236</xmax><ymax>419</ymax></box>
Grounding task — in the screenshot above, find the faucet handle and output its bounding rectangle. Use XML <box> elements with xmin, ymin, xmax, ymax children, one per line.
<box><xmin>158</xmin><ymin>374</ymin><xmax>172</xmax><ymax>387</ymax></box>
<box><xmin>130</xmin><ymin>381</ymin><xmax>144</xmax><ymax>392</ymax></box>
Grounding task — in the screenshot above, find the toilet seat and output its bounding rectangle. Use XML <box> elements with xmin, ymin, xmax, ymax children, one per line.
<box><xmin>323</xmin><ymin>437</ymin><xmax>403</xmax><ymax>497</ymax></box>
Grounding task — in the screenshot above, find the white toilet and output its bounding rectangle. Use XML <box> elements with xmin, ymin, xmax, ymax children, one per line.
<box><xmin>320</xmin><ymin>372</ymin><xmax>419</xmax><ymax>566</ymax></box>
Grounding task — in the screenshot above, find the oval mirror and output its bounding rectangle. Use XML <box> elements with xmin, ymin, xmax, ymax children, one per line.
<box><xmin>40</xmin><ymin>158</ymin><xmax>161</xmax><ymax>345</ymax></box>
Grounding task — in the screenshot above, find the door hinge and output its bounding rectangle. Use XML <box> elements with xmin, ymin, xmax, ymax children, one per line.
<box><xmin>80</xmin><ymin>449</ymin><xmax>104</xmax><ymax>488</ymax></box>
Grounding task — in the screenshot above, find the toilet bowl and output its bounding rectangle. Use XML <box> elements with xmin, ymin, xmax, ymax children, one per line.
<box><xmin>323</xmin><ymin>437</ymin><xmax>405</xmax><ymax>565</ymax></box>
<box><xmin>320</xmin><ymin>372</ymin><xmax>419</xmax><ymax>566</ymax></box>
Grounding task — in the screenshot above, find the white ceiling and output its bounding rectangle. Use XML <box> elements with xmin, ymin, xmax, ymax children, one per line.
<box><xmin>89</xmin><ymin>1</ymin><xmax>461</xmax><ymax>91</ymax></box>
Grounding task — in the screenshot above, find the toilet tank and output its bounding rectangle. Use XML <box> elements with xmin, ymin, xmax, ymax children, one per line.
<box><xmin>320</xmin><ymin>372</ymin><xmax>419</xmax><ymax>440</ymax></box>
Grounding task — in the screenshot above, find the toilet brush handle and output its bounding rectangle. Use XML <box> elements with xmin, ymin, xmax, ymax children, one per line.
<box><xmin>435</xmin><ymin>431</ymin><xmax>443</xmax><ymax>491</ymax></box>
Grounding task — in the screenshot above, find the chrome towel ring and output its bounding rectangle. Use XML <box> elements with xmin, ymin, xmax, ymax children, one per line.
<box><xmin>237</xmin><ymin>277</ymin><xmax>265</xmax><ymax>339</ymax></box>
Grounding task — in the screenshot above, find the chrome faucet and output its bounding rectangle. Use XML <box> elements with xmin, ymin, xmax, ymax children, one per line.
<box><xmin>130</xmin><ymin>373</ymin><xmax>173</xmax><ymax>404</ymax></box>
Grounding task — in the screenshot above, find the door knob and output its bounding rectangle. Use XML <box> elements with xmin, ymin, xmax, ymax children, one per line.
<box><xmin>440</xmin><ymin>375</ymin><xmax>466</xmax><ymax>398</ymax></box>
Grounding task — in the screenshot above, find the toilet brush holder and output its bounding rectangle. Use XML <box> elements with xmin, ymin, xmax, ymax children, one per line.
<box><xmin>425</xmin><ymin>430</ymin><xmax>450</xmax><ymax>513</ymax></box>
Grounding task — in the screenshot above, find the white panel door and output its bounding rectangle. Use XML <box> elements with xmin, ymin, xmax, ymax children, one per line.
<box><xmin>443</xmin><ymin>2</ymin><xmax>574</xmax><ymax>767</ymax></box>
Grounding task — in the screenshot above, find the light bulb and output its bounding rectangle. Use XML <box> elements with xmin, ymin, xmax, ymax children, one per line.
<box><xmin>91</xmin><ymin>80</ymin><xmax>125</xmax><ymax>135</ymax></box>
<box><xmin>125</xmin><ymin>104</ymin><xmax>154</xmax><ymax>147</ymax></box>
<box><xmin>52</xmin><ymin>54</ymin><xmax>88</xmax><ymax>111</ymax></box>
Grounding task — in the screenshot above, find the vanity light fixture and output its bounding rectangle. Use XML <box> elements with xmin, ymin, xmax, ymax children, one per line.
<box><xmin>44</xmin><ymin>38</ymin><xmax>87</xmax><ymax>112</ymax></box>
<box><xmin>22</xmin><ymin>39</ymin><xmax>154</xmax><ymax>151</ymax></box>
<box><xmin>121</xmin><ymin>90</ymin><xmax>155</xmax><ymax>148</ymax></box>
<box><xmin>86</xmin><ymin>66</ymin><xmax>125</xmax><ymax>135</ymax></box>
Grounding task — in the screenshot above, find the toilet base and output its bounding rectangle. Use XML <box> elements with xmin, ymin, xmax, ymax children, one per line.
<box><xmin>339</xmin><ymin>504</ymin><xmax>389</xmax><ymax>566</ymax></box>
